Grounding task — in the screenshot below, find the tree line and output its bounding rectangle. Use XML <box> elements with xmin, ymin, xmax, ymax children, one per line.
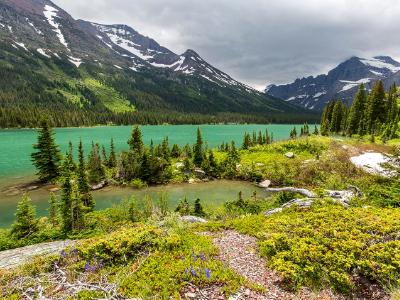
<box><xmin>320</xmin><ymin>81</ymin><xmax>399</xmax><ymax>140</ymax></box>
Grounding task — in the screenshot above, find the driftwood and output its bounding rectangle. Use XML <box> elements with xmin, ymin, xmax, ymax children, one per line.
<box><xmin>265</xmin><ymin>187</ymin><xmax>317</xmax><ymax>198</ymax></box>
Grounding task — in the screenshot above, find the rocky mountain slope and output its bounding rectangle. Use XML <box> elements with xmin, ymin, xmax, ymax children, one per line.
<box><xmin>265</xmin><ymin>56</ymin><xmax>400</xmax><ymax>111</ymax></box>
<box><xmin>0</xmin><ymin>0</ymin><xmax>315</xmax><ymax>127</ymax></box>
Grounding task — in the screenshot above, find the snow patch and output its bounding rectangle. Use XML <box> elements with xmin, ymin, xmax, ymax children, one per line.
<box><xmin>114</xmin><ymin>65</ymin><xmax>122</xmax><ymax>69</ymax></box>
<box><xmin>14</xmin><ymin>42</ymin><xmax>28</xmax><ymax>51</ymax></box>
<box><xmin>68</xmin><ymin>56</ymin><xmax>82</xmax><ymax>67</ymax></box>
<box><xmin>26</xmin><ymin>18</ymin><xmax>43</xmax><ymax>35</ymax></box>
<box><xmin>105</xmin><ymin>32</ymin><xmax>153</xmax><ymax>60</ymax></box>
<box><xmin>360</xmin><ymin>57</ymin><xmax>400</xmax><ymax>73</ymax></box>
<box><xmin>43</xmin><ymin>5</ymin><xmax>69</xmax><ymax>50</ymax></box>
<box><xmin>370</xmin><ymin>70</ymin><xmax>383</xmax><ymax>76</ymax></box>
<box><xmin>37</xmin><ymin>48</ymin><xmax>50</xmax><ymax>58</ymax></box>
<box><xmin>7</xmin><ymin>25</ymin><xmax>12</xmax><ymax>33</ymax></box>
<box><xmin>339</xmin><ymin>78</ymin><xmax>370</xmax><ymax>93</ymax></box>
<box><xmin>313</xmin><ymin>91</ymin><xmax>326</xmax><ymax>98</ymax></box>
<box><xmin>350</xmin><ymin>152</ymin><xmax>395</xmax><ymax>177</ymax></box>
<box><xmin>0</xmin><ymin>23</ymin><xmax>5</xmax><ymax>28</ymax></box>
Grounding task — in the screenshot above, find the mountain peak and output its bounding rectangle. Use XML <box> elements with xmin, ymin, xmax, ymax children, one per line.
<box><xmin>266</xmin><ymin>55</ymin><xmax>400</xmax><ymax>111</ymax></box>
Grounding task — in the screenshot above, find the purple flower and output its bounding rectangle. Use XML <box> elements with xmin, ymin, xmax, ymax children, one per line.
<box><xmin>185</xmin><ymin>268</ymin><xmax>189</xmax><ymax>274</ymax></box>
<box><xmin>193</xmin><ymin>254</ymin><xmax>197</xmax><ymax>262</ymax></box>
<box><xmin>205</xmin><ymin>268</ymin><xmax>211</xmax><ymax>279</ymax></box>
<box><xmin>200</xmin><ymin>253</ymin><xmax>206</xmax><ymax>261</ymax></box>
<box><xmin>85</xmin><ymin>262</ymin><xmax>92</xmax><ymax>272</ymax></box>
<box><xmin>190</xmin><ymin>268</ymin><xmax>197</xmax><ymax>277</ymax></box>
<box><xmin>60</xmin><ymin>250</ymin><xmax>67</xmax><ymax>258</ymax></box>
<box><xmin>181</xmin><ymin>255</ymin><xmax>185</xmax><ymax>261</ymax></box>
<box><xmin>71</xmin><ymin>248</ymin><xmax>78</xmax><ymax>256</ymax></box>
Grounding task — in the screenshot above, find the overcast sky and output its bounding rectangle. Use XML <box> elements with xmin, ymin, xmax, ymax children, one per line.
<box><xmin>53</xmin><ymin>0</ymin><xmax>400</xmax><ymax>90</ymax></box>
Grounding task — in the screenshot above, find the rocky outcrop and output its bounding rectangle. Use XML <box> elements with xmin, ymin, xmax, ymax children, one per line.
<box><xmin>180</xmin><ymin>216</ymin><xmax>207</xmax><ymax>223</ymax></box>
<box><xmin>265</xmin><ymin>186</ymin><xmax>362</xmax><ymax>216</ymax></box>
<box><xmin>0</xmin><ymin>240</ymin><xmax>75</xmax><ymax>269</ymax></box>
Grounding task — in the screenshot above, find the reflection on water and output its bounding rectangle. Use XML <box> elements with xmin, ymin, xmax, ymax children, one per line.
<box><xmin>0</xmin><ymin>180</ymin><xmax>268</xmax><ymax>228</ymax></box>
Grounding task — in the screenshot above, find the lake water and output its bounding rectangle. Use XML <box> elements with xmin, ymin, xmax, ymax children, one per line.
<box><xmin>0</xmin><ymin>124</ymin><xmax>310</xmax><ymax>227</ymax></box>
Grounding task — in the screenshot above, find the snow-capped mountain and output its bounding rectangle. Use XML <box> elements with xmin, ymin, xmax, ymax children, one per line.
<box><xmin>265</xmin><ymin>56</ymin><xmax>400</xmax><ymax>111</ymax></box>
<box><xmin>91</xmin><ymin>23</ymin><xmax>251</xmax><ymax>90</ymax></box>
<box><xmin>0</xmin><ymin>0</ymin><xmax>313</xmax><ymax>124</ymax></box>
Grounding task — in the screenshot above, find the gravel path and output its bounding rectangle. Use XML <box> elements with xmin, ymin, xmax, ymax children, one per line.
<box><xmin>0</xmin><ymin>240</ymin><xmax>75</xmax><ymax>269</ymax></box>
<box><xmin>211</xmin><ymin>230</ymin><xmax>345</xmax><ymax>300</ymax></box>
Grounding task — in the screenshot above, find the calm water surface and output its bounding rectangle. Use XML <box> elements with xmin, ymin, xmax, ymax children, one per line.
<box><xmin>0</xmin><ymin>124</ymin><xmax>310</xmax><ymax>227</ymax></box>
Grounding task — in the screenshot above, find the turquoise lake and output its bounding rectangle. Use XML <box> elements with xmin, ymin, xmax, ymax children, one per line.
<box><xmin>0</xmin><ymin>124</ymin><xmax>314</xmax><ymax>227</ymax></box>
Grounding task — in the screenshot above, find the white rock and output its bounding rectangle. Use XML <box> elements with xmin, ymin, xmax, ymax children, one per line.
<box><xmin>285</xmin><ymin>152</ymin><xmax>295</xmax><ymax>158</ymax></box>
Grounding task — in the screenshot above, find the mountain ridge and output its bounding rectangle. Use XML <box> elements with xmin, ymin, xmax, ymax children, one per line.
<box><xmin>265</xmin><ymin>55</ymin><xmax>400</xmax><ymax>111</ymax></box>
<box><xmin>0</xmin><ymin>0</ymin><xmax>318</xmax><ymax>127</ymax></box>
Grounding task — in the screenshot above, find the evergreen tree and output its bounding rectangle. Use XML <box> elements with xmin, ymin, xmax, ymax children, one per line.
<box><xmin>183</xmin><ymin>143</ymin><xmax>192</xmax><ymax>158</ymax></box>
<box><xmin>70</xmin><ymin>178</ymin><xmax>85</xmax><ymax>231</ymax></box>
<box><xmin>161</xmin><ymin>137</ymin><xmax>170</xmax><ymax>161</ymax></box>
<box><xmin>101</xmin><ymin>145</ymin><xmax>108</xmax><ymax>164</ymax></box>
<box><xmin>365</xmin><ymin>80</ymin><xmax>386</xmax><ymax>134</ymax></box>
<box><xmin>77</xmin><ymin>140</ymin><xmax>94</xmax><ymax>210</ymax></box>
<box><xmin>60</xmin><ymin>169</ymin><xmax>73</xmax><ymax>232</ymax></box>
<box><xmin>108</xmin><ymin>138</ymin><xmax>117</xmax><ymax>168</ymax></box>
<box><xmin>175</xmin><ymin>198</ymin><xmax>190</xmax><ymax>215</ymax></box>
<box><xmin>62</xmin><ymin>141</ymin><xmax>76</xmax><ymax>175</ymax></box>
<box><xmin>48</xmin><ymin>192</ymin><xmax>59</xmax><ymax>226</ymax></box>
<box><xmin>31</xmin><ymin>118</ymin><xmax>61</xmax><ymax>182</ymax></box>
<box><xmin>330</xmin><ymin>101</ymin><xmax>345</xmax><ymax>133</ymax></box>
<box><xmin>193</xmin><ymin>127</ymin><xmax>204</xmax><ymax>167</ymax></box>
<box><xmin>242</xmin><ymin>132</ymin><xmax>252</xmax><ymax>150</ymax></box>
<box><xmin>313</xmin><ymin>125</ymin><xmax>319</xmax><ymax>135</ymax></box>
<box><xmin>193</xmin><ymin>198</ymin><xmax>206</xmax><ymax>217</ymax></box>
<box><xmin>128</xmin><ymin>126</ymin><xmax>144</xmax><ymax>155</ymax></box>
<box><xmin>11</xmin><ymin>194</ymin><xmax>38</xmax><ymax>238</ymax></box>
<box><xmin>87</xmin><ymin>142</ymin><xmax>105</xmax><ymax>184</ymax></box>
<box><xmin>171</xmin><ymin>144</ymin><xmax>181</xmax><ymax>158</ymax></box>
<box><xmin>347</xmin><ymin>84</ymin><xmax>367</xmax><ymax>135</ymax></box>
<box><xmin>208</xmin><ymin>150</ymin><xmax>219</xmax><ymax>177</ymax></box>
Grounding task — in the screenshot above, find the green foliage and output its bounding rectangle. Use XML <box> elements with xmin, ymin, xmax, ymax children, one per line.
<box><xmin>77</xmin><ymin>140</ymin><xmax>94</xmax><ymax>210</ymax></box>
<box><xmin>31</xmin><ymin>119</ymin><xmax>61</xmax><ymax>182</ymax></box>
<box><xmin>193</xmin><ymin>127</ymin><xmax>204</xmax><ymax>167</ymax></box>
<box><xmin>11</xmin><ymin>194</ymin><xmax>38</xmax><ymax>239</ymax></box>
<box><xmin>193</xmin><ymin>198</ymin><xmax>206</xmax><ymax>217</ymax></box>
<box><xmin>230</xmin><ymin>205</ymin><xmax>400</xmax><ymax>293</ymax></box>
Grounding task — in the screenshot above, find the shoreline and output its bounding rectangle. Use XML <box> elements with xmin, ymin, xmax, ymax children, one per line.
<box><xmin>0</xmin><ymin>123</ymin><xmax>321</xmax><ymax>131</ymax></box>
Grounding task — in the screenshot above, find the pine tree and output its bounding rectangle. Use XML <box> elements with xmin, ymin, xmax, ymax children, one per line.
<box><xmin>208</xmin><ymin>150</ymin><xmax>219</xmax><ymax>177</ymax></box>
<box><xmin>108</xmin><ymin>138</ymin><xmax>117</xmax><ymax>168</ymax></box>
<box><xmin>365</xmin><ymin>80</ymin><xmax>386</xmax><ymax>134</ymax></box>
<box><xmin>101</xmin><ymin>145</ymin><xmax>108</xmax><ymax>164</ymax></box>
<box><xmin>88</xmin><ymin>142</ymin><xmax>105</xmax><ymax>184</ymax></box>
<box><xmin>161</xmin><ymin>137</ymin><xmax>170</xmax><ymax>161</ymax></box>
<box><xmin>242</xmin><ymin>133</ymin><xmax>251</xmax><ymax>150</ymax></box>
<box><xmin>171</xmin><ymin>144</ymin><xmax>181</xmax><ymax>158</ymax></box>
<box><xmin>330</xmin><ymin>101</ymin><xmax>344</xmax><ymax>133</ymax></box>
<box><xmin>62</xmin><ymin>141</ymin><xmax>76</xmax><ymax>176</ymax></box>
<box><xmin>48</xmin><ymin>192</ymin><xmax>59</xmax><ymax>226</ymax></box>
<box><xmin>347</xmin><ymin>84</ymin><xmax>367</xmax><ymax>135</ymax></box>
<box><xmin>175</xmin><ymin>198</ymin><xmax>190</xmax><ymax>215</ymax></box>
<box><xmin>77</xmin><ymin>140</ymin><xmax>94</xmax><ymax>210</ymax></box>
<box><xmin>193</xmin><ymin>127</ymin><xmax>204</xmax><ymax>167</ymax></box>
<box><xmin>193</xmin><ymin>199</ymin><xmax>206</xmax><ymax>217</ymax></box>
<box><xmin>31</xmin><ymin>118</ymin><xmax>61</xmax><ymax>182</ymax></box>
<box><xmin>60</xmin><ymin>169</ymin><xmax>73</xmax><ymax>232</ymax></box>
<box><xmin>70</xmin><ymin>178</ymin><xmax>85</xmax><ymax>231</ymax></box>
<box><xmin>11</xmin><ymin>194</ymin><xmax>38</xmax><ymax>238</ymax></box>
<box><xmin>128</xmin><ymin>126</ymin><xmax>144</xmax><ymax>155</ymax></box>
<box><xmin>313</xmin><ymin>125</ymin><xmax>319</xmax><ymax>135</ymax></box>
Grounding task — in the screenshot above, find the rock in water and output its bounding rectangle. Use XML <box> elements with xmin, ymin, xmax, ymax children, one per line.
<box><xmin>259</xmin><ymin>180</ymin><xmax>271</xmax><ymax>188</ymax></box>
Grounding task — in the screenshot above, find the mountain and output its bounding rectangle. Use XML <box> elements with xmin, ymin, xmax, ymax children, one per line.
<box><xmin>265</xmin><ymin>56</ymin><xmax>400</xmax><ymax>111</ymax></box>
<box><xmin>0</xmin><ymin>0</ymin><xmax>316</xmax><ymax>127</ymax></box>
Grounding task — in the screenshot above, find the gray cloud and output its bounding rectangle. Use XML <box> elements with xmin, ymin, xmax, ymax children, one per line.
<box><xmin>53</xmin><ymin>0</ymin><xmax>400</xmax><ymax>90</ymax></box>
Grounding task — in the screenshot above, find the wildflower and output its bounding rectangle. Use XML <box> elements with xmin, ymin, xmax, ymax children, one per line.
<box><xmin>193</xmin><ymin>254</ymin><xmax>197</xmax><ymax>262</ymax></box>
<box><xmin>199</xmin><ymin>253</ymin><xmax>206</xmax><ymax>261</ymax></box>
<box><xmin>181</xmin><ymin>255</ymin><xmax>185</xmax><ymax>261</ymax></box>
<box><xmin>84</xmin><ymin>262</ymin><xmax>93</xmax><ymax>272</ymax></box>
<box><xmin>190</xmin><ymin>268</ymin><xmax>197</xmax><ymax>276</ymax></box>
<box><xmin>205</xmin><ymin>268</ymin><xmax>211</xmax><ymax>280</ymax></box>
<box><xmin>60</xmin><ymin>250</ymin><xmax>67</xmax><ymax>258</ymax></box>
